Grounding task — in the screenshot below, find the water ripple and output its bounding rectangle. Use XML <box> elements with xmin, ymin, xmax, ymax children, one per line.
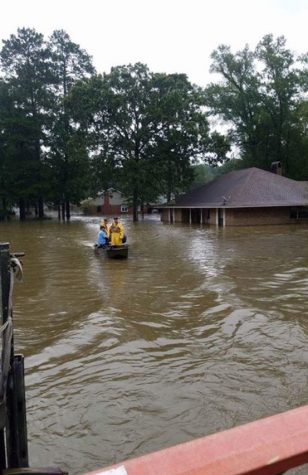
<box><xmin>2</xmin><ymin>219</ymin><xmax>307</xmax><ymax>474</ymax></box>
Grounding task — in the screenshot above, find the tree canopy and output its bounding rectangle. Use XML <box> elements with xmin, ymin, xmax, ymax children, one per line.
<box><xmin>204</xmin><ymin>34</ymin><xmax>308</xmax><ymax>178</ymax></box>
<box><xmin>67</xmin><ymin>63</ymin><xmax>220</xmax><ymax>218</ymax></box>
<box><xmin>0</xmin><ymin>29</ymin><xmax>306</xmax><ymax>221</ymax></box>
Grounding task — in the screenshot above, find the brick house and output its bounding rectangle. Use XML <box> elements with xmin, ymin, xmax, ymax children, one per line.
<box><xmin>81</xmin><ymin>189</ymin><xmax>132</xmax><ymax>216</ymax></box>
<box><xmin>161</xmin><ymin>167</ymin><xmax>308</xmax><ymax>226</ymax></box>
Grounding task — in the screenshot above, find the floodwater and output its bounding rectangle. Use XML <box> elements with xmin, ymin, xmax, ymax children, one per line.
<box><xmin>1</xmin><ymin>215</ymin><xmax>308</xmax><ymax>474</ymax></box>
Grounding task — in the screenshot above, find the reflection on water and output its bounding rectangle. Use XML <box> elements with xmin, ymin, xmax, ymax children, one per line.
<box><xmin>1</xmin><ymin>217</ymin><xmax>308</xmax><ymax>474</ymax></box>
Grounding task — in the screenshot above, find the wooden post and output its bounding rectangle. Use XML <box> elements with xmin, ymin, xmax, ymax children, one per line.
<box><xmin>0</xmin><ymin>243</ymin><xmax>10</xmax><ymax>468</ymax></box>
<box><xmin>0</xmin><ymin>243</ymin><xmax>29</xmax><ymax>468</ymax></box>
<box><xmin>0</xmin><ymin>243</ymin><xmax>10</xmax><ymax>324</ymax></box>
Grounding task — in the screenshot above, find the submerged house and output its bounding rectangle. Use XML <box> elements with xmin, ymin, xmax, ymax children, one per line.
<box><xmin>161</xmin><ymin>167</ymin><xmax>308</xmax><ymax>226</ymax></box>
<box><xmin>81</xmin><ymin>189</ymin><xmax>131</xmax><ymax>216</ymax></box>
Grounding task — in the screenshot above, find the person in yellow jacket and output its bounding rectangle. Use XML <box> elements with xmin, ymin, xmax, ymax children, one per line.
<box><xmin>109</xmin><ymin>217</ymin><xmax>125</xmax><ymax>246</ymax></box>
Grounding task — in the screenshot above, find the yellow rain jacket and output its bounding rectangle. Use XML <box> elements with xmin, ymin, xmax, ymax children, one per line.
<box><xmin>109</xmin><ymin>220</ymin><xmax>124</xmax><ymax>246</ymax></box>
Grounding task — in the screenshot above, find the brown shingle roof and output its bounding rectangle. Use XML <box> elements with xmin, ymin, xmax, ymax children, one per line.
<box><xmin>175</xmin><ymin>168</ymin><xmax>308</xmax><ymax>208</ymax></box>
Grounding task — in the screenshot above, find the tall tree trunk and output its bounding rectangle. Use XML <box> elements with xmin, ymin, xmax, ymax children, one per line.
<box><xmin>65</xmin><ymin>199</ymin><xmax>70</xmax><ymax>221</ymax></box>
<box><xmin>133</xmin><ymin>204</ymin><xmax>138</xmax><ymax>222</ymax></box>
<box><xmin>133</xmin><ymin>189</ymin><xmax>138</xmax><ymax>222</ymax></box>
<box><xmin>167</xmin><ymin>160</ymin><xmax>174</xmax><ymax>203</ymax></box>
<box><xmin>19</xmin><ymin>198</ymin><xmax>26</xmax><ymax>221</ymax></box>
<box><xmin>1</xmin><ymin>198</ymin><xmax>8</xmax><ymax>221</ymax></box>
<box><xmin>61</xmin><ymin>201</ymin><xmax>65</xmax><ymax>221</ymax></box>
<box><xmin>38</xmin><ymin>197</ymin><xmax>44</xmax><ymax>219</ymax></box>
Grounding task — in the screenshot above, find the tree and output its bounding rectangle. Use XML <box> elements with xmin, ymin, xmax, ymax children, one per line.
<box><xmin>0</xmin><ymin>27</ymin><xmax>54</xmax><ymax>218</ymax></box>
<box><xmin>147</xmin><ymin>72</ymin><xmax>212</xmax><ymax>202</ymax></box>
<box><xmin>47</xmin><ymin>30</ymin><xmax>95</xmax><ymax>220</ymax></box>
<box><xmin>205</xmin><ymin>43</ymin><xmax>265</xmax><ymax>166</ymax></box>
<box><xmin>0</xmin><ymin>79</ymin><xmax>14</xmax><ymax>219</ymax></box>
<box><xmin>255</xmin><ymin>35</ymin><xmax>302</xmax><ymax>175</ymax></box>
<box><xmin>191</xmin><ymin>163</ymin><xmax>217</xmax><ymax>186</ymax></box>
<box><xmin>204</xmin><ymin>35</ymin><xmax>307</xmax><ymax>178</ymax></box>
<box><xmin>68</xmin><ymin>64</ymin><xmax>224</xmax><ymax>220</ymax></box>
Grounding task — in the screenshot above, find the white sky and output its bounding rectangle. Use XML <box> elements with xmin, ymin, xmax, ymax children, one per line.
<box><xmin>1</xmin><ymin>0</ymin><xmax>307</xmax><ymax>87</ymax></box>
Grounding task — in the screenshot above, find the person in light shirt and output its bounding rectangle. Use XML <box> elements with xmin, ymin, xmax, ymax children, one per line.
<box><xmin>100</xmin><ymin>218</ymin><xmax>110</xmax><ymax>240</ymax></box>
<box><xmin>95</xmin><ymin>224</ymin><xmax>108</xmax><ymax>248</ymax></box>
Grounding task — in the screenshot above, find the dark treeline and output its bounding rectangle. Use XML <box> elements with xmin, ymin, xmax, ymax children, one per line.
<box><xmin>0</xmin><ymin>29</ymin><xmax>307</xmax><ymax>221</ymax></box>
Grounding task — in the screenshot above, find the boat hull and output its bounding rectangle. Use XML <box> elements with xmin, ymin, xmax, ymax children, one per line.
<box><xmin>106</xmin><ymin>245</ymin><xmax>128</xmax><ymax>259</ymax></box>
<box><xmin>94</xmin><ymin>245</ymin><xmax>128</xmax><ymax>259</ymax></box>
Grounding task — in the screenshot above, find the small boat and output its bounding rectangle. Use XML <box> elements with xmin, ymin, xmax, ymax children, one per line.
<box><xmin>94</xmin><ymin>244</ymin><xmax>129</xmax><ymax>259</ymax></box>
<box><xmin>106</xmin><ymin>244</ymin><xmax>128</xmax><ymax>259</ymax></box>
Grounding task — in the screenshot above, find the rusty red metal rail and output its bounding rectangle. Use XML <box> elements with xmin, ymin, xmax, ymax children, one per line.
<box><xmin>84</xmin><ymin>404</ymin><xmax>308</xmax><ymax>475</ymax></box>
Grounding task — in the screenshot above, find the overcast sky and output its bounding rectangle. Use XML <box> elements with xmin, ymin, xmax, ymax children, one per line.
<box><xmin>1</xmin><ymin>0</ymin><xmax>307</xmax><ymax>87</ymax></box>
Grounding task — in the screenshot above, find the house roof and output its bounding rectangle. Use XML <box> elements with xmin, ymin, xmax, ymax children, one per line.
<box><xmin>173</xmin><ymin>167</ymin><xmax>308</xmax><ymax>208</ymax></box>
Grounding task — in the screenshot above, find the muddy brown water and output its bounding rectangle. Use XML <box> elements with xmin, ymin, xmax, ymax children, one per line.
<box><xmin>1</xmin><ymin>215</ymin><xmax>308</xmax><ymax>474</ymax></box>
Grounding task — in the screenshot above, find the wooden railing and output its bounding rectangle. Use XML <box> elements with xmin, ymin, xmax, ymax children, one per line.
<box><xmin>84</xmin><ymin>404</ymin><xmax>308</xmax><ymax>475</ymax></box>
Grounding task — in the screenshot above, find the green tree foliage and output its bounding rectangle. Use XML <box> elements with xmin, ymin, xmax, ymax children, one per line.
<box><xmin>205</xmin><ymin>34</ymin><xmax>307</xmax><ymax>178</ymax></box>
<box><xmin>47</xmin><ymin>30</ymin><xmax>95</xmax><ymax>220</ymax></box>
<box><xmin>191</xmin><ymin>163</ymin><xmax>217</xmax><ymax>186</ymax></box>
<box><xmin>147</xmin><ymin>72</ymin><xmax>212</xmax><ymax>202</ymax></box>
<box><xmin>68</xmin><ymin>64</ymin><xmax>226</xmax><ymax>219</ymax></box>
<box><xmin>0</xmin><ymin>28</ymin><xmax>96</xmax><ymax>220</ymax></box>
<box><xmin>0</xmin><ymin>28</ymin><xmax>54</xmax><ymax>218</ymax></box>
<box><xmin>0</xmin><ymin>79</ymin><xmax>14</xmax><ymax>219</ymax></box>
<box><xmin>1</xmin><ymin>28</ymin><xmax>306</xmax><ymax>222</ymax></box>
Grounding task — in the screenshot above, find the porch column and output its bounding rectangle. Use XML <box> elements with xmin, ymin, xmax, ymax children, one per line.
<box><xmin>200</xmin><ymin>209</ymin><xmax>203</xmax><ymax>225</ymax></box>
<box><xmin>189</xmin><ymin>209</ymin><xmax>192</xmax><ymax>224</ymax></box>
<box><xmin>173</xmin><ymin>208</ymin><xmax>175</xmax><ymax>223</ymax></box>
